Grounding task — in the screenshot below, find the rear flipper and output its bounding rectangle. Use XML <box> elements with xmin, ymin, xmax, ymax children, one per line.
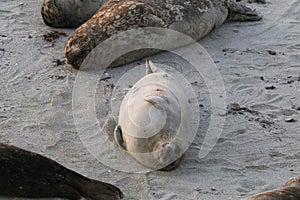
<box><xmin>227</xmin><ymin>0</ymin><xmax>263</xmax><ymax>21</ymax></box>
<box><xmin>65</xmin><ymin>171</ymin><xmax>124</xmax><ymax>200</ymax></box>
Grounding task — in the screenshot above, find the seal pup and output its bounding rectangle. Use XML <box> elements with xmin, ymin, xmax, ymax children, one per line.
<box><xmin>242</xmin><ymin>177</ymin><xmax>300</xmax><ymax>200</ymax></box>
<box><xmin>114</xmin><ymin>60</ymin><xmax>190</xmax><ymax>171</ymax></box>
<box><xmin>64</xmin><ymin>0</ymin><xmax>262</xmax><ymax>69</ymax></box>
<box><xmin>41</xmin><ymin>0</ymin><xmax>107</xmax><ymax>28</ymax></box>
<box><xmin>0</xmin><ymin>143</ymin><xmax>123</xmax><ymax>200</ymax></box>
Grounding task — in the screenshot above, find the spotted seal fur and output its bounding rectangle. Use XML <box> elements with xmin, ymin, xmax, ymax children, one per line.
<box><xmin>114</xmin><ymin>60</ymin><xmax>190</xmax><ymax>171</ymax></box>
<box><xmin>41</xmin><ymin>0</ymin><xmax>107</xmax><ymax>28</ymax></box>
<box><xmin>242</xmin><ymin>177</ymin><xmax>300</xmax><ymax>200</ymax></box>
<box><xmin>63</xmin><ymin>0</ymin><xmax>262</xmax><ymax>69</ymax></box>
<box><xmin>0</xmin><ymin>143</ymin><xmax>123</xmax><ymax>200</ymax></box>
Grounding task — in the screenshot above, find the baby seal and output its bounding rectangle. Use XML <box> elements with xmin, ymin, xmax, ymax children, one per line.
<box><xmin>242</xmin><ymin>177</ymin><xmax>300</xmax><ymax>200</ymax></box>
<box><xmin>64</xmin><ymin>0</ymin><xmax>262</xmax><ymax>69</ymax></box>
<box><xmin>41</xmin><ymin>0</ymin><xmax>107</xmax><ymax>28</ymax></box>
<box><xmin>114</xmin><ymin>60</ymin><xmax>191</xmax><ymax>171</ymax></box>
<box><xmin>0</xmin><ymin>143</ymin><xmax>123</xmax><ymax>200</ymax></box>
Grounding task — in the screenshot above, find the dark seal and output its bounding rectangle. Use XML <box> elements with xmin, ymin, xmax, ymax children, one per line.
<box><xmin>0</xmin><ymin>143</ymin><xmax>123</xmax><ymax>200</ymax></box>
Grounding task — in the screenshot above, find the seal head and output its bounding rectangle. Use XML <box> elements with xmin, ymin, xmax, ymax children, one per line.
<box><xmin>41</xmin><ymin>0</ymin><xmax>106</xmax><ymax>28</ymax></box>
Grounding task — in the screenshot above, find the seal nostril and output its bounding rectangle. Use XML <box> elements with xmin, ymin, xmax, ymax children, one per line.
<box><xmin>162</xmin><ymin>142</ymin><xmax>169</xmax><ymax>148</ymax></box>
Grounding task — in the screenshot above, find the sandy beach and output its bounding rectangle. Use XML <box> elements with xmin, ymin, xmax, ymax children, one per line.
<box><xmin>0</xmin><ymin>0</ymin><xmax>299</xmax><ymax>199</ymax></box>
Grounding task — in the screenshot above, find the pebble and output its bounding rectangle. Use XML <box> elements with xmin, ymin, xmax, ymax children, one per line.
<box><xmin>267</xmin><ymin>50</ymin><xmax>277</xmax><ymax>55</ymax></box>
<box><xmin>285</xmin><ymin>118</ymin><xmax>297</xmax><ymax>123</ymax></box>
<box><xmin>265</xmin><ymin>85</ymin><xmax>276</xmax><ymax>90</ymax></box>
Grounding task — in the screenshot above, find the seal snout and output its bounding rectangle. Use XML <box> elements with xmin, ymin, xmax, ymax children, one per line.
<box><xmin>64</xmin><ymin>35</ymin><xmax>90</xmax><ymax>69</ymax></box>
<box><xmin>64</xmin><ymin>44</ymin><xmax>82</xmax><ymax>69</ymax></box>
<box><xmin>41</xmin><ymin>0</ymin><xmax>63</xmax><ymax>28</ymax></box>
<box><xmin>155</xmin><ymin>142</ymin><xmax>181</xmax><ymax>164</ymax></box>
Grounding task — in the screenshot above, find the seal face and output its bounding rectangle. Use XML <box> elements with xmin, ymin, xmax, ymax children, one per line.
<box><xmin>41</xmin><ymin>0</ymin><xmax>107</xmax><ymax>28</ymax></box>
<box><xmin>0</xmin><ymin>143</ymin><xmax>123</xmax><ymax>200</ymax></box>
<box><xmin>242</xmin><ymin>177</ymin><xmax>300</xmax><ymax>200</ymax></box>
<box><xmin>63</xmin><ymin>0</ymin><xmax>262</xmax><ymax>69</ymax></box>
<box><xmin>114</xmin><ymin>60</ymin><xmax>191</xmax><ymax>170</ymax></box>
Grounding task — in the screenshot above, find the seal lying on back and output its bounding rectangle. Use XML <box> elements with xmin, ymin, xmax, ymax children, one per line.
<box><xmin>0</xmin><ymin>143</ymin><xmax>123</xmax><ymax>200</ymax></box>
<box><xmin>64</xmin><ymin>0</ymin><xmax>262</xmax><ymax>69</ymax></box>
<box><xmin>41</xmin><ymin>0</ymin><xmax>107</xmax><ymax>28</ymax></box>
<box><xmin>114</xmin><ymin>60</ymin><xmax>190</xmax><ymax>171</ymax></box>
<box><xmin>242</xmin><ymin>177</ymin><xmax>300</xmax><ymax>200</ymax></box>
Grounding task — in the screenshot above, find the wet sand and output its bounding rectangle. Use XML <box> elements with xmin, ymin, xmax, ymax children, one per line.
<box><xmin>0</xmin><ymin>0</ymin><xmax>299</xmax><ymax>199</ymax></box>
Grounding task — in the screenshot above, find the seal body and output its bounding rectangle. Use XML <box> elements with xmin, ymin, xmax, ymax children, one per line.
<box><xmin>41</xmin><ymin>0</ymin><xmax>107</xmax><ymax>28</ymax></box>
<box><xmin>242</xmin><ymin>177</ymin><xmax>300</xmax><ymax>200</ymax></box>
<box><xmin>114</xmin><ymin>61</ymin><xmax>190</xmax><ymax>170</ymax></box>
<box><xmin>64</xmin><ymin>0</ymin><xmax>262</xmax><ymax>69</ymax></box>
<box><xmin>0</xmin><ymin>143</ymin><xmax>123</xmax><ymax>200</ymax></box>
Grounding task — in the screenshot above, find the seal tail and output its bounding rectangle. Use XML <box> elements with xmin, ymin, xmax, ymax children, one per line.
<box><xmin>65</xmin><ymin>171</ymin><xmax>123</xmax><ymax>200</ymax></box>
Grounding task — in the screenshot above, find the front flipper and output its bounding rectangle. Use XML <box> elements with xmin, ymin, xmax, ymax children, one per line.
<box><xmin>114</xmin><ymin>125</ymin><xmax>126</xmax><ymax>150</ymax></box>
<box><xmin>227</xmin><ymin>0</ymin><xmax>263</xmax><ymax>21</ymax></box>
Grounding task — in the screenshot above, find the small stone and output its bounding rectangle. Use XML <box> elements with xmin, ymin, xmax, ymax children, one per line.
<box><xmin>265</xmin><ymin>85</ymin><xmax>276</xmax><ymax>90</ymax></box>
<box><xmin>194</xmin><ymin>187</ymin><xmax>202</xmax><ymax>192</ymax></box>
<box><xmin>52</xmin><ymin>59</ymin><xmax>65</xmax><ymax>66</ymax></box>
<box><xmin>211</xmin><ymin>187</ymin><xmax>217</xmax><ymax>191</ymax></box>
<box><xmin>253</xmin><ymin>0</ymin><xmax>266</xmax><ymax>3</ymax></box>
<box><xmin>285</xmin><ymin>118</ymin><xmax>297</xmax><ymax>123</ymax></box>
<box><xmin>222</xmin><ymin>48</ymin><xmax>239</xmax><ymax>53</ymax></box>
<box><xmin>239</xmin><ymin>1</ymin><xmax>246</xmax><ymax>6</ymax></box>
<box><xmin>267</xmin><ymin>50</ymin><xmax>277</xmax><ymax>55</ymax></box>
<box><xmin>230</xmin><ymin>103</ymin><xmax>241</xmax><ymax>110</ymax></box>
<box><xmin>24</xmin><ymin>75</ymin><xmax>31</xmax><ymax>80</ymax></box>
<box><xmin>50</xmin><ymin>74</ymin><xmax>66</xmax><ymax>80</ymax></box>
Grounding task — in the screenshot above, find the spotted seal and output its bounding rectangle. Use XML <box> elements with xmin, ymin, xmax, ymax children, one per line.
<box><xmin>63</xmin><ymin>0</ymin><xmax>262</xmax><ymax>69</ymax></box>
<box><xmin>114</xmin><ymin>60</ymin><xmax>191</xmax><ymax>171</ymax></box>
<box><xmin>0</xmin><ymin>143</ymin><xmax>123</xmax><ymax>200</ymax></box>
<box><xmin>41</xmin><ymin>0</ymin><xmax>107</xmax><ymax>28</ymax></box>
<box><xmin>242</xmin><ymin>177</ymin><xmax>300</xmax><ymax>200</ymax></box>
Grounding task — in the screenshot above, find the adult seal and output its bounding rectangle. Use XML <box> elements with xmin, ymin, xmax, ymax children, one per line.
<box><xmin>64</xmin><ymin>0</ymin><xmax>262</xmax><ymax>69</ymax></box>
<box><xmin>0</xmin><ymin>143</ymin><xmax>123</xmax><ymax>200</ymax></box>
<box><xmin>242</xmin><ymin>177</ymin><xmax>300</xmax><ymax>200</ymax></box>
<box><xmin>41</xmin><ymin>0</ymin><xmax>107</xmax><ymax>28</ymax></box>
<box><xmin>114</xmin><ymin>60</ymin><xmax>192</xmax><ymax>171</ymax></box>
